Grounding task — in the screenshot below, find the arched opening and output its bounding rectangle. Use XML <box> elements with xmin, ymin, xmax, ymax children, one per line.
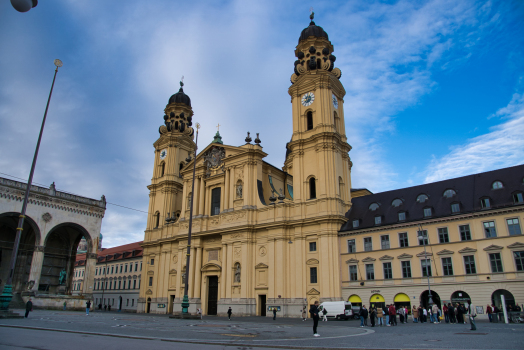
<box><xmin>450</xmin><ymin>290</ymin><xmax>471</xmax><ymax>306</ymax></box>
<box><xmin>420</xmin><ymin>290</ymin><xmax>441</xmax><ymax>309</ymax></box>
<box><xmin>146</xmin><ymin>297</ymin><xmax>151</xmax><ymax>313</ymax></box>
<box><xmin>0</xmin><ymin>213</ymin><xmax>40</xmax><ymax>295</ymax></box>
<box><xmin>160</xmin><ymin>162</ymin><xmax>165</xmax><ymax>177</ymax></box>
<box><xmin>394</xmin><ymin>293</ymin><xmax>412</xmax><ymax>312</ymax></box>
<box><xmin>179</xmin><ymin>162</ymin><xmax>184</xmax><ymax>176</ymax></box>
<box><xmin>338</xmin><ymin>176</ymin><xmax>344</xmax><ymax>199</ymax></box>
<box><xmin>41</xmin><ymin>223</ymin><xmax>92</xmax><ymax>295</ymax></box>
<box><xmin>491</xmin><ymin>289</ymin><xmax>515</xmax><ymax>309</ymax></box>
<box><xmin>154</xmin><ymin>212</ymin><xmax>160</xmax><ymax>228</ymax></box>
<box><xmin>348</xmin><ymin>294</ymin><xmax>362</xmax><ymax>307</ymax></box>
<box><xmin>306</xmin><ymin>111</ymin><xmax>313</xmax><ymax>131</ymax></box>
<box><xmin>370</xmin><ymin>294</ymin><xmax>385</xmax><ymax>311</ymax></box>
<box><xmin>309</xmin><ymin>177</ymin><xmax>316</xmax><ymax>199</ymax></box>
<box><xmin>119</xmin><ymin>296</ymin><xmax>122</xmax><ymax>311</ymax></box>
<box><xmin>334</xmin><ymin>111</ymin><xmax>339</xmax><ymax>132</ymax></box>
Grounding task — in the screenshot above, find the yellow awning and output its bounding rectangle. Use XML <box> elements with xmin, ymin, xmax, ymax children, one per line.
<box><xmin>394</xmin><ymin>293</ymin><xmax>410</xmax><ymax>302</ymax></box>
<box><xmin>370</xmin><ymin>294</ymin><xmax>385</xmax><ymax>302</ymax></box>
<box><xmin>348</xmin><ymin>295</ymin><xmax>362</xmax><ymax>303</ymax></box>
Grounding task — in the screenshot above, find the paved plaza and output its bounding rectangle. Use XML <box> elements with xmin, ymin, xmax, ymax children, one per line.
<box><xmin>0</xmin><ymin>309</ymin><xmax>523</xmax><ymax>350</ymax></box>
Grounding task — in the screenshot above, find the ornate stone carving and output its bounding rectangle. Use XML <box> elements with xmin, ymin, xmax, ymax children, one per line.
<box><xmin>234</xmin><ymin>247</ymin><xmax>241</xmax><ymax>258</ymax></box>
<box><xmin>42</xmin><ymin>212</ymin><xmax>52</xmax><ymax>222</ymax></box>
<box><xmin>259</xmin><ymin>246</ymin><xmax>267</xmax><ymax>257</ymax></box>
<box><xmin>236</xmin><ymin>183</ymin><xmax>243</xmax><ymax>198</ymax></box>
<box><xmin>234</xmin><ymin>263</ymin><xmax>241</xmax><ymax>283</ymax></box>
<box><xmin>203</xmin><ymin>146</ymin><xmax>225</xmax><ymax>170</ymax></box>
<box><xmin>231</xmin><ymin>232</ymin><xmax>244</xmax><ymax>239</ymax></box>
<box><xmin>173</xmin><ymin>255</ymin><xmax>178</xmax><ymax>264</ymax></box>
<box><xmin>208</xmin><ymin>250</ymin><xmax>219</xmax><ymax>261</ymax></box>
<box><xmin>210</xmin><ymin>217</ymin><xmax>220</xmax><ymax>226</ymax></box>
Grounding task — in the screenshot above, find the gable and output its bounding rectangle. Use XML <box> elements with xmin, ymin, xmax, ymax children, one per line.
<box><xmin>483</xmin><ymin>244</ymin><xmax>503</xmax><ymax>251</ymax></box>
<box><xmin>437</xmin><ymin>249</ymin><xmax>454</xmax><ymax>255</ymax></box>
<box><xmin>458</xmin><ymin>247</ymin><xmax>477</xmax><ymax>254</ymax></box>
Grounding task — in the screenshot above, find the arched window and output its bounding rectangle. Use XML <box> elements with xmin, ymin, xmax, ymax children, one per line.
<box><xmin>309</xmin><ymin>177</ymin><xmax>316</xmax><ymax>199</ymax></box>
<box><xmin>179</xmin><ymin>162</ymin><xmax>184</xmax><ymax>175</ymax></box>
<box><xmin>154</xmin><ymin>212</ymin><xmax>160</xmax><ymax>228</ymax></box>
<box><xmin>160</xmin><ymin>162</ymin><xmax>165</xmax><ymax>177</ymax></box>
<box><xmin>338</xmin><ymin>176</ymin><xmax>343</xmax><ymax>198</ymax></box>
<box><xmin>391</xmin><ymin>199</ymin><xmax>403</xmax><ymax>207</ymax></box>
<box><xmin>334</xmin><ymin>111</ymin><xmax>340</xmax><ymax>132</ymax></box>
<box><xmin>443</xmin><ymin>189</ymin><xmax>456</xmax><ymax>198</ymax></box>
<box><xmin>211</xmin><ymin>187</ymin><xmax>221</xmax><ymax>216</ymax></box>
<box><xmin>307</xmin><ymin>111</ymin><xmax>313</xmax><ymax>131</ymax></box>
<box><xmin>492</xmin><ymin>181</ymin><xmax>503</xmax><ymax>189</ymax></box>
<box><xmin>369</xmin><ymin>203</ymin><xmax>379</xmax><ymax>211</ymax></box>
<box><xmin>417</xmin><ymin>194</ymin><xmax>429</xmax><ymax>203</ymax></box>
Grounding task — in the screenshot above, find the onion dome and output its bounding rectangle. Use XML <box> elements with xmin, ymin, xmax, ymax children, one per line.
<box><xmin>298</xmin><ymin>12</ymin><xmax>328</xmax><ymax>44</ymax></box>
<box><xmin>168</xmin><ymin>81</ymin><xmax>191</xmax><ymax>106</ymax></box>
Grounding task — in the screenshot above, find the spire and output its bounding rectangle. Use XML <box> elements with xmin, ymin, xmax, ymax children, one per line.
<box><xmin>212</xmin><ymin>131</ymin><xmax>223</xmax><ymax>144</ymax></box>
<box><xmin>309</xmin><ymin>7</ymin><xmax>315</xmax><ymax>25</ymax></box>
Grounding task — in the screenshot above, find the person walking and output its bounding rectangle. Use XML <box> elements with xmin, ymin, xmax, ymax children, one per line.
<box><xmin>432</xmin><ymin>304</ymin><xmax>440</xmax><ymax>323</ymax></box>
<box><xmin>443</xmin><ymin>304</ymin><xmax>449</xmax><ymax>323</ymax></box>
<box><xmin>492</xmin><ymin>304</ymin><xmax>500</xmax><ymax>323</ymax></box>
<box><xmin>469</xmin><ymin>303</ymin><xmax>477</xmax><ymax>330</ymax></box>
<box><xmin>272</xmin><ymin>307</ymin><xmax>277</xmax><ymax>320</ymax></box>
<box><xmin>86</xmin><ymin>300</ymin><xmax>91</xmax><ymax>316</ymax></box>
<box><xmin>384</xmin><ymin>305</ymin><xmax>390</xmax><ymax>326</ymax></box>
<box><xmin>412</xmin><ymin>306</ymin><xmax>418</xmax><ymax>323</ymax></box>
<box><xmin>197</xmin><ymin>308</ymin><xmax>202</xmax><ymax>319</ymax></box>
<box><xmin>310</xmin><ymin>301</ymin><xmax>321</xmax><ymax>337</ymax></box>
<box><xmin>486</xmin><ymin>304</ymin><xmax>493</xmax><ymax>322</ymax></box>
<box><xmin>24</xmin><ymin>298</ymin><xmax>33</xmax><ymax>318</ymax></box>
<box><xmin>98</xmin><ymin>303</ymin><xmax>102</xmax><ymax>310</ymax></box>
<box><xmin>377</xmin><ymin>306</ymin><xmax>384</xmax><ymax>326</ymax></box>
<box><xmin>227</xmin><ymin>307</ymin><xmax>232</xmax><ymax>320</ymax></box>
<box><xmin>302</xmin><ymin>307</ymin><xmax>307</xmax><ymax>321</ymax></box>
<box><xmin>370</xmin><ymin>308</ymin><xmax>376</xmax><ymax>327</ymax></box>
<box><xmin>422</xmin><ymin>307</ymin><xmax>428</xmax><ymax>323</ymax></box>
<box><xmin>322</xmin><ymin>307</ymin><xmax>328</xmax><ymax>321</ymax></box>
<box><xmin>388</xmin><ymin>304</ymin><xmax>397</xmax><ymax>326</ymax></box>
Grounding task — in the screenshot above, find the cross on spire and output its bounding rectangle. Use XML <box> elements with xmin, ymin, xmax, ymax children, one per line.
<box><xmin>216</xmin><ymin>123</ymin><xmax>221</xmax><ymax>131</ymax></box>
<box><xmin>180</xmin><ymin>75</ymin><xmax>184</xmax><ymax>88</ymax></box>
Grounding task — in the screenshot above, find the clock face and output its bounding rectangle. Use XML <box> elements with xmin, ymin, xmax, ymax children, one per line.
<box><xmin>332</xmin><ymin>94</ymin><xmax>338</xmax><ymax>109</ymax></box>
<box><xmin>301</xmin><ymin>92</ymin><xmax>315</xmax><ymax>107</ymax></box>
<box><xmin>160</xmin><ymin>149</ymin><xmax>167</xmax><ymax>160</ymax></box>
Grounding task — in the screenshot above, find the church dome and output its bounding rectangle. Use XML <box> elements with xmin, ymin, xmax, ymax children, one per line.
<box><xmin>298</xmin><ymin>18</ymin><xmax>328</xmax><ymax>44</ymax></box>
<box><xmin>168</xmin><ymin>82</ymin><xmax>191</xmax><ymax>107</ymax></box>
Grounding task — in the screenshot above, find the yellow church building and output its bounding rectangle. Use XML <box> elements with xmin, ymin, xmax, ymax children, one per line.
<box><xmin>138</xmin><ymin>13</ymin><xmax>352</xmax><ymax>316</ymax></box>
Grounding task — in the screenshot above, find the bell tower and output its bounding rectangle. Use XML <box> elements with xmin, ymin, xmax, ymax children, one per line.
<box><xmin>146</xmin><ymin>81</ymin><xmax>196</xmax><ymax>235</ymax></box>
<box><xmin>284</xmin><ymin>12</ymin><xmax>352</xmax><ymax>206</ymax></box>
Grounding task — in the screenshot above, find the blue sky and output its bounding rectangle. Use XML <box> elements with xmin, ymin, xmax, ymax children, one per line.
<box><xmin>1</xmin><ymin>0</ymin><xmax>523</xmax><ymax>248</ymax></box>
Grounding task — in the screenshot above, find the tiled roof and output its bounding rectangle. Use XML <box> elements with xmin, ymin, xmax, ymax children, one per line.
<box><xmin>75</xmin><ymin>241</ymin><xmax>143</xmax><ymax>264</ymax></box>
<box><xmin>341</xmin><ymin>164</ymin><xmax>524</xmax><ymax>232</ymax></box>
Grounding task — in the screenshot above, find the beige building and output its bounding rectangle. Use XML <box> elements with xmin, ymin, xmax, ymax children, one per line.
<box><xmin>339</xmin><ymin>165</ymin><xmax>524</xmax><ymax>314</ymax></box>
<box><xmin>139</xmin><ymin>14</ymin><xmax>352</xmax><ymax>316</ymax></box>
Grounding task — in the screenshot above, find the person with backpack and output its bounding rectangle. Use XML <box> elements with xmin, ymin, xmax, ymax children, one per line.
<box><xmin>388</xmin><ymin>304</ymin><xmax>397</xmax><ymax>326</ymax></box>
<box><xmin>377</xmin><ymin>306</ymin><xmax>383</xmax><ymax>326</ymax></box>
<box><xmin>412</xmin><ymin>306</ymin><xmax>418</xmax><ymax>323</ymax></box>
<box><xmin>322</xmin><ymin>307</ymin><xmax>328</xmax><ymax>321</ymax></box>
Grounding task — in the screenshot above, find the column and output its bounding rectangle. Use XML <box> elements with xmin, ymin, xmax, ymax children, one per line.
<box><xmin>194</xmin><ymin>177</ymin><xmax>200</xmax><ymax>216</ymax></box>
<box><xmin>84</xmin><ymin>252</ymin><xmax>97</xmax><ymax>297</ymax></box>
<box><xmin>220</xmin><ymin>243</ymin><xmax>227</xmax><ymax>299</ymax></box>
<box><xmin>188</xmin><ymin>248</ymin><xmax>196</xmax><ymax>297</ymax></box>
<box><xmin>229</xmin><ymin>168</ymin><xmax>235</xmax><ymax>208</ymax></box>
<box><xmin>224</xmin><ymin>168</ymin><xmax>230</xmax><ymax>211</ymax></box>
<box><xmin>199</xmin><ymin>177</ymin><xmax>205</xmax><ymax>216</ymax></box>
<box><xmin>27</xmin><ymin>246</ymin><xmax>45</xmax><ymax>292</ymax></box>
<box><xmin>194</xmin><ymin>247</ymin><xmax>203</xmax><ymax>298</ymax></box>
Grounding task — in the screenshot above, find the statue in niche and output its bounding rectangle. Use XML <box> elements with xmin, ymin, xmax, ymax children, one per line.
<box><xmin>234</xmin><ymin>263</ymin><xmax>241</xmax><ymax>283</ymax></box>
<box><xmin>59</xmin><ymin>269</ymin><xmax>67</xmax><ymax>285</ymax></box>
<box><xmin>236</xmin><ymin>183</ymin><xmax>243</xmax><ymax>198</ymax></box>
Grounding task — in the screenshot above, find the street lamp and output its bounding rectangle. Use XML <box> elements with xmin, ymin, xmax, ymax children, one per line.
<box><xmin>181</xmin><ymin>123</ymin><xmax>200</xmax><ymax>316</ymax></box>
<box><xmin>0</xmin><ymin>59</ymin><xmax>62</xmax><ymax>312</ymax></box>
<box><xmin>418</xmin><ymin>224</ymin><xmax>433</xmax><ymax>307</ymax></box>
<box><xmin>11</xmin><ymin>0</ymin><xmax>38</xmax><ymax>12</ymax></box>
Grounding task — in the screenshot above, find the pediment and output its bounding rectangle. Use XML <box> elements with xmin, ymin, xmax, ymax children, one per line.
<box><xmin>306</xmin><ymin>258</ymin><xmax>320</xmax><ymax>265</ymax></box>
<box><xmin>416</xmin><ymin>251</ymin><xmax>433</xmax><ymax>258</ymax></box>
<box><xmin>507</xmin><ymin>242</ymin><xmax>524</xmax><ymax>249</ymax></box>
<box><xmin>307</xmin><ymin>288</ymin><xmax>320</xmax><ymax>295</ymax></box>
<box><xmin>181</xmin><ymin>143</ymin><xmax>253</xmax><ymax>176</ymax></box>
<box><xmin>379</xmin><ymin>255</ymin><xmax>394</xmax><ymax>261</ymax></box>
<box><xmin>201</xmin><ymin>262</ymin><xmax>222</xmax><ymax>272</ymax></box>
<box><xmin>345</xmin><ymin>258</ymin><xmax>359</xmax><ymax>264</ymax></box>
<box><xmin>146</xmin><ymin>289</ymin><xmax>152</xmax><ymax>295</ymax></box>
<box><xmin>458</xmin><ymin>247</ymin><xmax>477</xmax><ymax>254</ymax></box>
<box><xmin>255</xmin><ymin>263</ymin><xmax>269</xmax><ymax>269</ymax></box>
<box><xmin>169</xmin><ymin>269</ymin><xmax>177</xmax><ymax>274</ymax></box>
<box><xmin>483</xmin><ymin>244</ymin><xmax>503</xmax><ymax>251</ymax></box>
<box><xmin>397</xmin><ymin>253</ymin><xmax>413</xmax><ymax>259</ymax></box>
<box><xmin>437</xmin><ymin>249</ymin><xmax>454</xmax><ymax>255</ymax></box>
<box><xmin>362</xmin><ymin>257</ymin><xmax>376</xmax><ymax>262</ymax></box>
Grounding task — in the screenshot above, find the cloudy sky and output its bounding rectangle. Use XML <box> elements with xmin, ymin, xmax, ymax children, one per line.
<box><xmin>1</xmin><ymin>0</ymin><xmax>523</xmax><ymax>248</ymax></box>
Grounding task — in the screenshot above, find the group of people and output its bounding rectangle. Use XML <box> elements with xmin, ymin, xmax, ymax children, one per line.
<box><xmin>486</xmin><ymin>303</ymin><xmax>522</xmax><ymax>322</ymax></box>
<box><xmin>357</xmin><ymin>304</ymin><xmax>410</xmax><ymax>327</ymax></box>
<box><xmin>97</xmin><ymin>303</ymin><xmax>111</xmax><ymax>311</ymax></box>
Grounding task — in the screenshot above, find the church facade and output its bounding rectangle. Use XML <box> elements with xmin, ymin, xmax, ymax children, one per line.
<box><xmin>138</xmin><ymin>15</ymin><xmax>353</xmax><ymax>316</ymax></box>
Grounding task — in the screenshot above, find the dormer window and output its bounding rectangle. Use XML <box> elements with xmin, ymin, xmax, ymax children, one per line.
<box><xmin>481</xmin><ymin>197</ymin><xmax>491</xmax><ymax>209</ymax></box>
<box><xmin>369</xmin><ymin>203</ymin><xmax>380</xmax><ymax>211</ymax></box>
<box><xmin>492</xmin><ymin>181</ymin><xmax>503</xmax><ymax>189</ymax></box>
<box><xmin>423</xmin><ymin>207</ymin><xmax>432</xmax><ymax>218</ymax></box>
<box><xmin>352</xmin><ymin>219</ymin><xmax>359</xmax><ymax>229</ymax></box>
<box><xmin>451</xmin><ymin>203</ymin><xmax>460</xmax><ymax>214</ymax></box>
<box><xmin>398</xmin><ymin>212</ymin><xmax>406</xmax><ymax>221</ymax></box>
<box><xmin>374</xmin><ymin>216</ymin><xmax>382</xmax><ymax>225</ymax></box>
<box><xmin>513</xmin><ymin>192</ymin><xmax>523</xmax><ymax>204</ymax></box>
<box><xmin>417</xmin><ymin>194</ymin><xmax>429</xmax><ymax>203</ymax></box>
<box><xmin>391</xmin><ymin>199</ymin><xmax>403</xmax><ymax>207</ymax></box>
<box><xmin>443</xmin><ymin>189</ymin><xmax>456</xmax><ymax>198</ymax></box>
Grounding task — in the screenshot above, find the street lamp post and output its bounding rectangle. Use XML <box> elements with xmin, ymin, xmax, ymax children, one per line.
<box><xmin>418</xmin><ymin>224</ymin><xmax>433</xmax><ymax>307</ymax></box>
<box><xmin>0</xmin><ymin>59</ymin><xmax>63</xmax><ymax>311</ymax></box>
<box><xmin>181</xmin><ymin>123</ymin><xmax>200</xmax><ymax>316</ymax></box>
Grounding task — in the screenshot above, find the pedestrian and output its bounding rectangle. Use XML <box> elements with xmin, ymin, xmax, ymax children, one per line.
<box><xmin>63</xmin><ymin>301</ymin><xmax>67</xmax><ymax>311</ymax></box>
<box><xmin>227</xmin><ymin>307</ymin><xmax>232</xmax><ymax>320</ymax></box>
<box><xmin>417</xmin><ymin>305</ymin><xmax>423</xmax><ymax>323</ymax></box>
<box><xmin>456</xmin><ymin>303</ymin><xmax>464</xmax><ymax>324</ymax></box>
<box><xmin>273</xmin><ymin>307</ymin><xmax>277</xmax><ymax>320</ymax></box>
<box><xmin>448</xmin><ymin>303</ymin><xmax>456</xmax><ymax>324</ymax></box>
<box><xmin>486</xmin><ymin>304</ymin><xmax>492</xmax><ymax>322</ymax></box>
<box><xmin>492</xmin><ymin>304</ymin><xmax>500</xmax><ymax>323</ymax></box>
<box><xmin>310</xmin><ymin>301</ymin><xmax>320</xmax><ymax>337</ymax></box>
<box><xmin>422</xmin><ymin>307</ymin><xmax>428</xmax><ymax>323</ymax></box>
<box><xmin>370</xmin><ymin>308</ymin><xmax>376</xmax><ymax>327</ymax></box>
<box><xmin>24</xmin><ymin>298</ymin><xmax>33</xmax><ymax>318</ymax></box>
<box><xmin>412</xmin><ymin>306</ymin><xmax>418</xmax><ymax>323</ymax></box>
<box><xmin>388</xmin><ymin>304</ymin><xmax>397</xmax><ymax>326</ymax></box>
<box><xmin>197</xmin><ymin>308</ymin><xmax>202</xmax><ymax>319</ymax></box>
<box><xmin>104</xmin><ymin>304</ymin><xmax>107</xmax><ymax>311</ymax></box>
<box><xmin>86</xmin><ymin>300</ymin><xmax>91</xmax><ymax>316</ymax></box>
<box><xmin>443</xmin><ymin>304</ymin><xmax>449</xmax><ymax>323</ymax></box>
<box><xmin>384</xmin><ymin>305</ymin><xmax>390</xmax><ymax>326</ymax></box>
<box><xmin>404</xmin><ymin>307</ymin><xmax>409</xmax><ymax>323</ymax></box>
<box><xmin>302</xmin><ymin>307</ymin><xmax>307</xmax><ymax>321</ymax></box>
<box><xmin>398</xmin><ymin>306</ymin><xmax>404</xmax><ymax>324</ymax></box>
<box><xmin>469</xmin><ymin>303</ymin><xmax>477</xmax><ymax>330</ymax></box>
<box><xmin>98</xmin><ymin>303</ymin><xmax>102</xmax><ymax>310</ymax></box>
<box><xmin>377</xmin><ymin>306</ymin><xmax>383</xmax><ymax>326</ymax></box>
<box><xmin>108</xmin><ymin>304</ymin><xmax>111</xmax><ymax>312</ymax></box>
<box><xmin>322</xmin><ymin>307</ymin><xmax>328</xmax><ymax>322</ymax></box>
<box><xmin>432</xmin><ymin>304</ymin><xmax>440</xmax><ymax>323</ymax></box>
<box><xmin>363</xmin><ymin>305</ymin><xmax>369</xmax><ymax>326</ymax></box>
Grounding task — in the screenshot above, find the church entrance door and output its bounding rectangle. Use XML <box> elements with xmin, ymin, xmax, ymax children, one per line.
<box><xmin>259</xmin><ymin>295</ymin><xmax>266</xmax><ymax>316</ymax></box>
<box><xmin>207</xmin><ymin>276</ymin><xmax>218</xmax><ymax>315</ymax></box>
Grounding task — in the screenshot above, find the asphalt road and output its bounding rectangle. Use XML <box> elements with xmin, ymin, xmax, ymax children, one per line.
<box><xmin>0</xmin><ymin>309</ymin><xmax>523</xmax><ymax>350</ymax></box>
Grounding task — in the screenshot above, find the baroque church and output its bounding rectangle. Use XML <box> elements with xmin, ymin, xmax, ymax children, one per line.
<box><xmin>138</xmin><ymin>14</ymin><xmax>354</xmax><ymax>316</ymax></box>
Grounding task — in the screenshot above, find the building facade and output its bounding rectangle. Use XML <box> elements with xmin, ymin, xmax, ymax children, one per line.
<box><xmin>339</xmin><ymin>165</ymin><xmax>524</xmax><ymax>313</ymax></box>
<box><xmin>139</xmin><ymin>14</ymin><xmax>352</xmax><ymax>316</ymax></box>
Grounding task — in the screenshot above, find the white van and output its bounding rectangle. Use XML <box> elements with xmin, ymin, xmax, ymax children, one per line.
<box><xmin>319</xmin><ymin>301</ymin><xmax>353</xmax><ymax>320</ymax></box>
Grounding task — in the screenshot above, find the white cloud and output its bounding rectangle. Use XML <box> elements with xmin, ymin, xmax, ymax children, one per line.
<box><xmin>424</xmin><ymin>93</ymin><xmax>524</xmax><ymax>183</ymax></box>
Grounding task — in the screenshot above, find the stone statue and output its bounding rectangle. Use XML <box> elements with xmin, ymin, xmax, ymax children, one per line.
<box><xmin>59</xmin><ymin>269</ymin><xmax>67</xmax><ymax>285</ymax></box>
<box><xmin>234</xmin><ymin>264</ymin><xmax>241</xmax><ymax>283</ymax></box>
<box><xmin>236</xmin><ymin>184</ymin><xmax>243</xmax><ymax>198</ymax></box>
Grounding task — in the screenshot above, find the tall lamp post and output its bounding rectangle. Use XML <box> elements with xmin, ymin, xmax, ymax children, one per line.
<box><xmin>418</xmin><ymin>224</ymin><xmax>433</xmax><ymax>307</ymax></box>
<box><xmin>0</xmin><ymin>59</ymin><xmax>63</xmax><ymax>311</ymax></box>
<box><xmin>181</xmin><ymin>123</ymin><xmax>200</xmax><ymax>316</ymax></box>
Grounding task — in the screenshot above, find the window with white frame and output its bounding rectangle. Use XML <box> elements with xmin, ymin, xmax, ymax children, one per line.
<box><xmin>381</xmin><ymin>235</ymin><xmax>390</xmax><ymax>249</ymax></box>
<box><xmin>349</xmin><ymin>265</ymin><xmax>358</xmax><ymax>281</ymax></box>
<box><xmin>401</xmin><ymin>261</ymin><xmax>412</xmax><ymax>278</ymax></box>
<box><xmin>489</xmin><ymin>253</ymin><xmax>503</xmax><ymax>273</ymax></box>
<box><xmin>464</xmin><ymin>255</ymin><xmax>476</xmax><ymax>274</ymax></box>
<box><xmin>352</xmin><ymin>219</ymin><xmax>359</xmax><ymax>228</ymax></box>
<box><xmin>421</xmin><ymin>259</ymin><xmax>432</xmax><ymax>277</ymax></box>
<box><xmin>483</xmin><ymin>221</ymin><xmax>497</xmax><ymax>238</ymax></box>
<box><xmin>459</xmin><ymin>225</ymin><xmax>471</xmax><ymax>241</ymax></box>
<box><xmin>438</xmin><ymin>228</ymin><xmax>449</xmax><ymax>243</ymax></box>
<box><xmin>451</xmin><ymin>203</ymin><xmax>460</xmax><ymax>214</ymax></box>
<box><xmin>347</xmin><ymin>239</ymin><xmax>356</xmax><ymax>253</ymax></box>
<box><xmin>514</xmin><ymin>251</ymin><xmax>524</xmax><ymax>271</ymax></box>
<box><xmin>364</xmin><ymin>237</ymin><xmax>372</xmax><ymax>251</ymax></box>
<box><xmin>507</xmin><ymin>218</ymin><xmax>522</xmax><ymax>235</ymax></box>
<box><xmin>418</xmin><ymin>230</ymin><xmax>428</xmax><ymax>245</ymax></box>
<box><xmin>399</xmin><ymin>232</ymin><xmax>409</xmax><ymax>247</ymax></box>
<box><xmin>365</xmin><ymin>264</ymin><xmax>375</xmax><ymax>280</ymax></box>
<box><xmin>383</xmin><ymin>262</ymin><xmax>392</xmax><ymax>279</ymax></box>
<box><xmin>442</xmin><ymin>257</ymin><xmax>453</xmax><ymax>276</ymax></box>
